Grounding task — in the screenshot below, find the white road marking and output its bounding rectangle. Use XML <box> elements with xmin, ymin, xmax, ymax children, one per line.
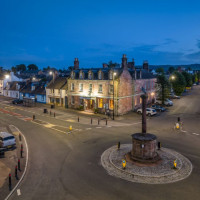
<box><xmin>181</xmin><ymin>130</ymin><xmax>187</xmax><ymax>133</ymax></box>
<box><xmin>107</xmin><ymin>126</ymin><xmax>112</xmax><ymax>128</ymax></box>
<box><xmin>96</xmin><ymin>127</ymin><xmax>102</xmax><ymax>128</ymax></box>
<box><xmin>86</xmin><ymin>128</ymin><xmax>92</xmax><ymax>130</ymax></box>
<box><xmin>192</xmin><ymin>133</ymin><xmax>199</xmax><ymax>135</ymax></box>
<box><xmin>17</xmin><ymin>189</ymin><xmax>21</xmax><ymax>196</ymax></box>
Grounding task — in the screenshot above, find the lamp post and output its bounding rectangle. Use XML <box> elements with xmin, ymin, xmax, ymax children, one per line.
<box><xmin>113</xmin><ymin>72</ymin><xmax>116</xmax><ymax>120</ymax></box>
<box><xmin>49</xmin><ymin>71</ymin><xmax>55</xmax><ymax>106</ymax></box>
<box><xmin>170</xmin><ymin>75</ymin><xmax>175</xmax><ymax>93</ymax></box>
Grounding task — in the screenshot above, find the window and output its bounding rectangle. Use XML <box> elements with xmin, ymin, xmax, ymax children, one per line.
<box><xmin>88</xmin><ymin>72</ymin><xmax>92</xmax><ymax>79</ymax></box>
<box><xmin>98</xmin><ymin>98</ymin><xmax>103</xmax><ymax>108</ymax></box>
<box><xmin>58</xmin><ymin>89</ymin><xmax>60</xmax><ymax>94</ymax></box>
<box><xmin>41</xmin><ymin>96</ymin><xmax>44</xmax><ymax>101</ymax></box>
<box><xmin>80</xmin><ymin>98</ymin><xmax>84</xmax><ymax>105</ymax></box>
<box><xmin>109</xmin><ymin>99</ymin><xmax>114</xmax><ymax>110</ymax></box>
<box><xmin>79</xmin><ymin>72</ymin><xmax>83</xmax><ymax>79</ymax></box>
<box><xmin>109</xmin><ymin>72</ymin><xmax>113</xmax><ymax>80</ymax></box>
<box><xmin>109</xmin><ymin>85</ymin><xmax>113</xmax><ymax>93</ymax></box>
<box><xmin>71</xmin><ymin>83</ymin><xmax>74</xmax><ymax>91</ymax></box>
<box><xmin>71</xmin><ymin>72</ymin><xmax>75</xmax><ymax>79</ymax></box>
<box><xmin>79</xmin><ymin>83</ymin><xmax>83</xmax><ymax>92</ymax></box>
<box><xmin>98</xmin><ymin>84</ymin><xmax>102</xmax><ymax>93</ymax></box>
<box><xmin>98</xmin><ymin>72</ymin><xmax>102</xmax><ymax>79</ymax></box>
<box><xmin>89</xmin><ymin>84</ymin><xmax>92</xmax><ymax>92</ymax></box>
<box><xmin>71</xmin><ymin>96</ymin><xmax>75</xmax><ymax>104</ymax></box>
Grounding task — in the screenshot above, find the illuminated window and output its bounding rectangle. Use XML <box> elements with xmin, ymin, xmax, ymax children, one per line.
<box><xmin>79</xmin><ymin>83</ymin><xmax>83</xmax><ymax>92</ymax></box>
<box><xmin>109</xmin><ymin>99</ymin><xmax>114</xmax><ymax>110</ymax></box>
<box><xmin>98</xmin><ymin>98</ymin><xmax>103</xmax><ymax>108</ymax></box>
<box><xmin>134</xmin><ymin>98</ymin><xmax>137</xmax><ymax>106</ymax></box>
<box><xmin>140</xmin><ymin>97</ymin><xmax>142</xmax><ymax>104</ymax></box>
<box><xmin>109</xmin><ymin>72</ymin><xmax>113</xmax><ymax>80</ymax></box>
<box><xmin>88</xmin><ymin>72</ymin><xmax>92</xmax><ymax>79</ymax></box>
<box><xmin>71</xmin><ymin>83</ymin><xmax>74</xmax><ymax>91</ymax></box>
<box><xmin>79</xmin><ymin>72</ymin><xmax>84</xmax><ymax>79</ymax></box>
<box><xmin>109</xmin><ymin>85</ymin><xmax>113</xmax><ymax>93</ymax></box>
<box><xmin>98</xmin><ymin>84</ymin><xmax>102</xmax><ymax>93</ymax></box>
<box><xmin>71</xmin><ymin>72</ymin><xmax>75</xmax><ymax>79</ymax></box>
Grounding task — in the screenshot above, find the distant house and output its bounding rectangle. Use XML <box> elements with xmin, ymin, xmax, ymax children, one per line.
<box><xmin>0</xmin><ymin>72</ymin><xmax>24</xmax><ymax>95</ymax></box>
<box><xmin>3</xmin><ymin>81</ymin><xmax>26</xmax><ymax>98</ymax></box>
<box><xmin>46</xmin><ymin>77</ymin><xmax>68</xmax><ymax>107</ymax></box>
<box><xmin>20</xmin><ymin>82</ymin><xmax>46</xmax><ymax>103</ymax></box>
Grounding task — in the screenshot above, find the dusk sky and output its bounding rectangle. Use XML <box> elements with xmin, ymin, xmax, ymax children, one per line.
<box><xmin>1</xmin><ymin>0</ymin><xmax>200</xmax><ymax>69</ymax></box>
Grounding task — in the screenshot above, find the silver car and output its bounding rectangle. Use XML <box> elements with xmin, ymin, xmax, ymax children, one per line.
<box><xmin>0</xmin><ymin>132</ymin><xmax>16</xmax><ymax>149</ymax></box>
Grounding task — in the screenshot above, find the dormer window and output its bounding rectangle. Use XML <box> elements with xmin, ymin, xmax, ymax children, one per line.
<box><xmin>71</xmin><ymin>72</ymin><xmax>75</xmax><ymax>79</ymax></box>
<box><xmin>88</xmin><ymin>71</ymin><xmax>92</xmax><ymax>79</ymax></box>
<box><xmin>98</xmin><ymin>71</ymin><xmax>102</xmax><ymax>80</ymax></box>
<box><xmin>109</xmin><ymin>71</ymin><xmax>113</xmax><ymax>80</ymax></box>
<box><xmin>79</xmin><ymin>71</ymin><xmax>84</xmax><ymax>79</ymax></box>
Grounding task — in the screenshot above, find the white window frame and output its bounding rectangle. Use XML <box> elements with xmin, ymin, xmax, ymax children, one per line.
<box><xmin>71</xmin><ymin>83</ymin><xmax>74</xmax><ymax>91</ymax></box>
<box><xmin>79</xmin><ymin>83</ymin><xmax>83</xmax><ymax>92</ymax></box>
<box><xmin>89</xmin><ymin>84</ymin><xmax>92</xmax><ymax>92</ymax></box>
<box><xmin>98</xmin><ymin>84</ymin><xmax>103</xmax><ymax>93</ymax></box>
<box><xmin>109</xmin><ymin>84</ymin><xmax>113</xmax><ymax>93</ymax></box>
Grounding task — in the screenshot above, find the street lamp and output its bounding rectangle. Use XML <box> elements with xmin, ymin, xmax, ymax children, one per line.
<box><xmin>113</xmin><ymin>72</ymin><xmax>116</xmax><ymax>120</ymax></box>
<box><xmin>5</xmin><ymin>74</ymin><xmax>10</xmax><ymax>79</ymax></box>
<box><xmin>170</xmin><ymin>75</ymin><xmax>176</xmax><ymax>93</ymax></box>
<box><xmin>49</xmin><ymin>71</ymin><xmax>55</xmax><ymax>106</ymax></box>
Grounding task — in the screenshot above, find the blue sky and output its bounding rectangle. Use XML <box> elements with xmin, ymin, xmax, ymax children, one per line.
<box><xmin>0</xmin><ymin>0</ymin><xmax>200</xmax><ymax>69</ymax></box>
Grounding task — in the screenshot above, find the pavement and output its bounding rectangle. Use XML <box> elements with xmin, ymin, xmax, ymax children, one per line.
<box><xmin>0</xmin><ymin>86</ymin><xmax>199</xmax><ymax>200</ymax></box>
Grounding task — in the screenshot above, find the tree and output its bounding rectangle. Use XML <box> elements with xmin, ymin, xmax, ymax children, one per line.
<box><xmin>192</xmin><ymin>73</ymin><xmax>198</xmax><ymax>84</ymax></box>
<box><xmin>16</xmin><ymin>64</ymin><xmax>26</xmax><ymax>71</ymax></box>
<box><xmin>27</xmin><ymin>64</ymin><xmax>38</xmax><ymax>71</ymax></box>
<box><xmin>197</xmin><ymin>71</ymin><xmax>200</xmax><ymax>83</ymax></box>
<box><xmin>156</xmin><ymin>74</ymin><xmax>170</xmax><ymax>105</ymax></box>
<box><xmin>171</xmin><ymin>72</ymin><xmax>186</xmax><ymax>95</ymax></box>
<box><xmin>182</xmin><ymin>71</ymin><xmax>192</xmax><ymax>87</ymax></box>
<box><xmin>156</xmin><ymin>67</ymin><xmax>164</xmax><ymax>74</ymax></box>
<box><xmin>168</xmin><ymin>66</ymin><xmax>175</xmax><ymax>74</ymax></box>
<box><xmin>11</xmin><ymin>66</ymin><xmax>17</xmax><ymax>73</ymax></box>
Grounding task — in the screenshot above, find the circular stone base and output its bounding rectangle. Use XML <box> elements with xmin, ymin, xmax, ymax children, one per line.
<box><xmin>101</xmin><ymin>144</ymin><xmax>192</xmax><ymax>184</ymax></box>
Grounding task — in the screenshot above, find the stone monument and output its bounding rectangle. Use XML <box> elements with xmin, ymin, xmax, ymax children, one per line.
<box><xmin>131</xmin><ymin>94</ymin><xmax>160</xmax><ymax>162</ymax></box>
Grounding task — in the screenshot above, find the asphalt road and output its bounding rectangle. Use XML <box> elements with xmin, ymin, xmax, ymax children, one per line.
<box><xmin>0</xmin><ymin>86</ymin><xmax>200</xmax><ymax>200</ymax></box>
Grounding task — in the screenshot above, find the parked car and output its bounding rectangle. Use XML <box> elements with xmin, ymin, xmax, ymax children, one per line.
<box><xmin>0</xmin><ymin>132</ymin><xmax>16</xmax><ymax>149</ymax></box>
<box><xmin>155</xmin><ymin>99</ymin><xmax>173</xmax><ymax>106</ymax></box>
<box><xmin>137</xmin><ymin>108</ymin><xmax>157</xmax><ymax>116</ymax></box>
<box><xmin>12</xmin><ymin>99</ymin><xmax>23</xmax><ymax>104</ymax></box>
<box><xmin>169</xmin><ymin>94</ymin><xmax>180</xmax><ymax>99</ymax></box>
<box><xmin>151</xmin><ymin>105</ymin><xmax>166</xmax><ymax>112</ymax></box>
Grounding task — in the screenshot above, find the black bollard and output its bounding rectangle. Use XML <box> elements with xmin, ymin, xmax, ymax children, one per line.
<box><xmin>20</xmin><ymin>149</ymin><xmax>23</xmax><ymax>158</ymax></box>
<box><xmin>15</xmin><ymin>165</ymin><xmax>18</xmax><ymax>180</ymax></box>
<box><xmin>78</xmin><ymin>116</ymin><xmax>79</xmax><ymax>122</ymax></box>
<box><xmin>91</xmin><ymin>118</ymin><xmax>93</xmax><ymax>124</ymax></box>
<box><xmin>117</xmin><ymin>142</ymin><xmax>120</xmax><ymax>150</ymax></box>
<box><xmin>33</xmin><ymin>115</ymin><xmax>35</xmax><ymax>120</ymax></box>
<box><xmin>9</xmin><ymin>173</ymin><xmax>11</xmax><ymax>190</ymax></box>
<box><xmin>178</xmin><ymin>117</ymin><xmax>180</xmax><ymax>122</ymax></box>
<box><xmin>54</xmin><ymin>112</ymin><xmax>55</xmax><ymax>117</ymax></box>
<box><xmin>106</xmin><ymin>119</ymin><xmax>107</xmax><ymax>125</ymax></box>
<box><xmin>19</xmin><ymin>134</ymin><xmax>22</xmax><ymax>141</ymax></box>
<box><xmin>158</xmin><ymin>141</ymin><xmax>161</xmax><ymax>150</ymax></box>
<box><xmin>50</xmin><ymin>111</ymin><xmax>51</xmax><ymax>116</ymax></box>
<box><xmin>98</xmin><ymin>119</ymin><xmax>100</xmax><ymax>125</ymax></box>
<box><xmin>18</xmin><ymin>159</ymin><xmax>21</xmax><ymax>171</ymax></box>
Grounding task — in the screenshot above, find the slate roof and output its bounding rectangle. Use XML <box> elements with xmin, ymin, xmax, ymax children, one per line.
<box><xmin>46</xmin><ymin>77</ymin><xmax>68</xmax><ymax>89</ymax></box>
<box><xmin>20</xmin><ymin>82</ymin><xmax>46</xmax><ymax>95</ymax></box>
<box><xmin>7</xmin><ymin>82</ymin><xmax>26</xmax><ymax>91</ymax></box>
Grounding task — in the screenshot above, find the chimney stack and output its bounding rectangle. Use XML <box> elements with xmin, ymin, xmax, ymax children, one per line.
<box><xmin>127</xmin><ymin>58</ymin><xmax>135</xmax><ymax>69</ymax></box>
<box><xmin>102</xmin><ymin>63</ymin><xmax>108</xmax><ymax>68</ymax></box>
<box><xmin>140</xmin><ymin>69</ymin><xmax>142</xmax><ymax>79</ymax></box>
<box><xmin>122</xmin><ymin>54</ymin><xmax>127</xmax><ymax>70</ymax></box>
<box><xmin>134</xmin><ymin>69</ymin><xmax>137</xmax><ymax>80</ymax></box>
<box><xmin>143</xmin><ymin>60</ymin><xmax>149</xmax><ymax>71</ymax></box>
<box><xmin>74</xmin><ymin>58</ymin><xmax>79</xmax><ymax>70</ymax></box>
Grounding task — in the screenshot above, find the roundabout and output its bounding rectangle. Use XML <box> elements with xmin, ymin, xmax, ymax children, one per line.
<box><xmin>101</xmin><ymin>144</ymin><xmax>193</xmax><ymax>184</ymax></box>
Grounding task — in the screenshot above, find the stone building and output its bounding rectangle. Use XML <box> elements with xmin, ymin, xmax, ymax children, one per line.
<box><xmin>67</xmin><ymin>55</ymin><xmax>156</xmax><ymax>115</ymax></box>
<box><xmin>46</xmin><ymin>77</ymin><xmax>68</xmax><ymax>107</ymax></box>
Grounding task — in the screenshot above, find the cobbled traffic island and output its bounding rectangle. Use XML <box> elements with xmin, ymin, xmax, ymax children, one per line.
<box><xmin>101</xmin><ymin>144</ymin><xmax>192</xmax><ymax>184</ymax></box>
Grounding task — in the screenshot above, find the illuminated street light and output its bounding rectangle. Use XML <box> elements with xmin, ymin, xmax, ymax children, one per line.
<box><xmin>171</xmin><ymin>75</ymin><xmax>175</xmax><ymax>80</ymax></box>
<box><xmin>32</xmin><ymin>77</ymin><xmax>36</xmax><ymax>81</ymax></box>
<box><xmin>49</xmin><ymin>71</ymin><xmax>53</xmax><ymax>75</ymax></box>
<box><xmin>5</xmin><ymin>74</ymin><xmax>10</xmax><ymax>79</ymax></box>
<box><xmin>151</xmin><ymin>92</ymin><xmax>155</xmax><ymax>96</ymax></box>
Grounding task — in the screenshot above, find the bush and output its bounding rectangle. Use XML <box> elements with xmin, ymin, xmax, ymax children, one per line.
<box><xmin>94</xmin><ymin>108</ymin><xmax>99</xmax><ymax>113</ymax></box>
<box><xmin>77</xmin><ymin>105</ymin><xmax>84</xmax><ymax>111</ymax></box>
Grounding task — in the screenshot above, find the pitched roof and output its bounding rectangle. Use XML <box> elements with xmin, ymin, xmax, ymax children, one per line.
<box><xmin>7</xmin><ymin>81</ymin><xmax>26</xmax><ymax>91</ymax></box>
<box><xmin>20</xmin><ymin>82</ymin><xmax>46</xmax><ymax>95</ymax></box>
<box><xmin>46</xmin><ymin>77</ymin><xmax>67</xmax><ymax>89</ymax></box>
